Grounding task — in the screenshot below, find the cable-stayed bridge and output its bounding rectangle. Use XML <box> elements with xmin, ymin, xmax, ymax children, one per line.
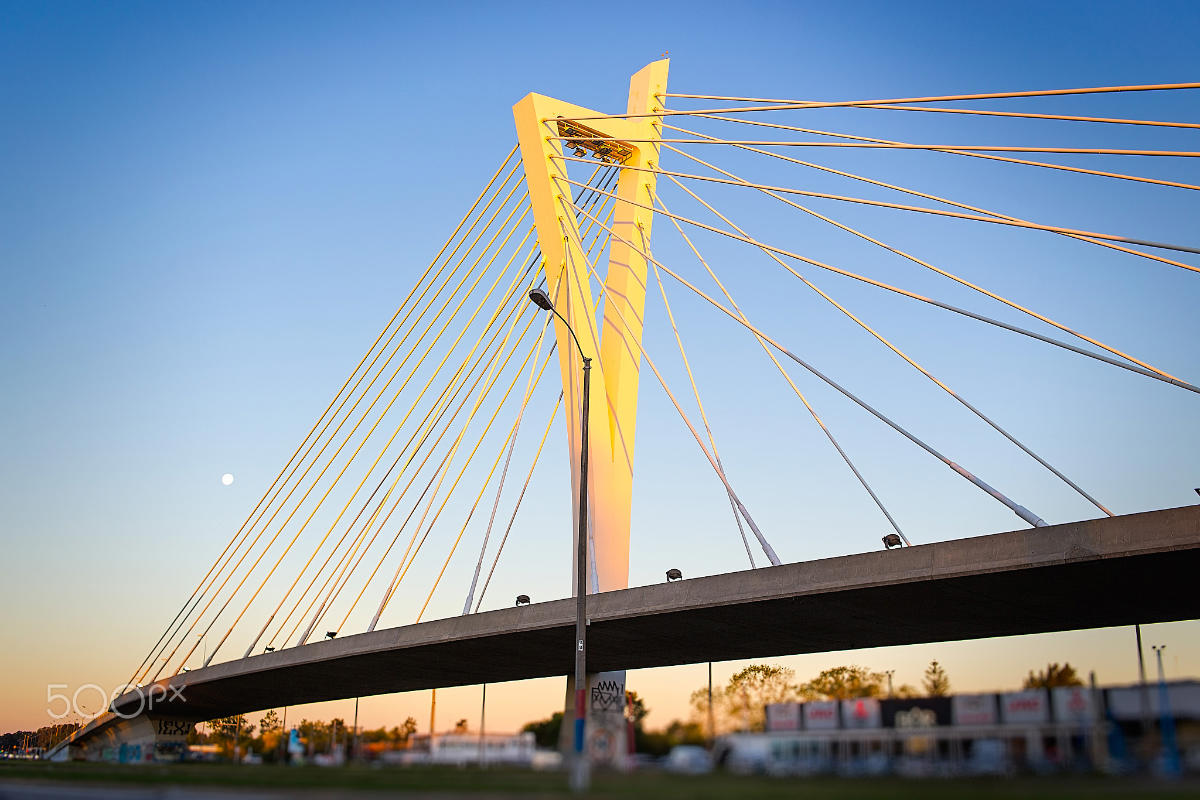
<box><xmin>51</xmin><ymin>61</ymin><xmax>1200</xmax><ymax>760</ymax></box>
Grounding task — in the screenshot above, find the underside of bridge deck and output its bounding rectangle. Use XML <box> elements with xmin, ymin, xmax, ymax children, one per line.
<box><xmin>91</xmin><ymin>505</ymin><xmax>1199</xmax><ymax>728</ymax></box>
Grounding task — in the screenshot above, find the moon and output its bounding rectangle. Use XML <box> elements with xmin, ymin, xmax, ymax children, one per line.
<box><xmin>221</xmin><ymin>473</ymin><xmax>234</xmax><ymax>486</ymax></box>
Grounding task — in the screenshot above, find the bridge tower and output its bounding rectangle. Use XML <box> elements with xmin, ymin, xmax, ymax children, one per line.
<box><xmin>513</xmin><ymin>59</ymin><xmax>668</xmax><ymax>763</ymax></box>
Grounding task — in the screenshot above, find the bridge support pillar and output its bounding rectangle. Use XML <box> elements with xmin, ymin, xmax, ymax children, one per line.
<box><xmin>560</xmin><ymin>671</ymin><xmax>630</xmax><ymax>769</ymax></box>
<box><xmin>61</xmin><ymin>715</ymin><xmax>194</xmax><ymax>763</ymax></box>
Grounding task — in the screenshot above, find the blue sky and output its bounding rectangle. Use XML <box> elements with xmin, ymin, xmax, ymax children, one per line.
<box><xmin>2</xmin><ymin>0</ymin><xmax>1198</xmax><ymax>733</ymax></box>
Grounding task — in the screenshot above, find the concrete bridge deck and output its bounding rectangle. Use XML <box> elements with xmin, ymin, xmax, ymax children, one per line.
<box><xmin>61</xmin><ymin>505</ymin><xmax>1200</xmax><ymax>750</ymax></box>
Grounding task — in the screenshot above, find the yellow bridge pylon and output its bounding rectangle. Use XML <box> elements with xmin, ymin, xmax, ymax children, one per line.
<box><xmin>513</xmin><ymin>60</ymin><xmax>669</xmax><ymax>595</ymax></box>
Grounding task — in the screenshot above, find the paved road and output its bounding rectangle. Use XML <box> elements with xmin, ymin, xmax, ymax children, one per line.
<box><xmin>1</xmin><ymin>783</ymin><xmax>287</xmax><ymax>800</ymax></box>
<box><xmin>0</xmin><ymin>782</ymin><xmax>517</xmax><ymax>800</ymax></box>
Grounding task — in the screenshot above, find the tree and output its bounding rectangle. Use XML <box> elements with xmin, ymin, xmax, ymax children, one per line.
<box><xmin>798</xmin><ymin>666</ymin><xmax>886</xmax><ymax>700</ymax></box>
<box><xmin>259</xmin><ymin>710</ymin><xmax>282</xmax><ymax>734</ymax></box>
<box><xmin>635</xmin><ymin>719</ymin><xmax>706</xmax><ymax>756</ymax></box>
<box><xmin>211</xmin><ymin>714</ymin><xmax>246</xmax><ymax>739</ymax></box>
<box><xmin>257</xmin><ymin>710</ymin><xmax>284</xmax><ymax>760</ymax></box>
<box><xmin>0</xmin><ymin>723</ymin><xmax>79</xmax><ymax>753</ymax></box>
<box><xmin>521</xmin><ymin>712</ymin><xmax>562</xmax><ymax>749</ymax></box>
<box><xmin>690</xmin><ymin>664</ymin><xmax>799</xmax><ymax>733</ymax></box>
<box><xmin>372</xmin><ymin>717</ymin><xmax>418</xmax><ymax>748</ymax></box>
<box><xmin>923</xmin><ymin>660</ymin><xmax>950</xmax><ymax>696</ymax></box>
<box><xmin>625</xmin><ymin>690</ymin><xmax>655</xmax><ymax>754</ymax></box>
<box><xmin>626</xmin><ymin>690</ymin><xmax>649</xmax><ymax>728</ymax></box>
<box><xmin>454</xmin><ymin>719</ymin><xmax>469</xmax><ymax>734</ymax></box>
<box><xmin>207</xmin><ymin>714</ymin><xmax>256</xmax><ymax>758</ymax></box>
<box><xmin>298</xmin><ymin>719</ymin><xmax>331</xmax><ymax>754</ymax></box>
<box><xmin>688</xmin><ymin>685</ymin><xmax>721</xmax><ymax>732</ymax></box>
<box><xmin>1023</xmin><ymin>662</ymin><xmax>1084</xmax><ymax>689</ymax></box>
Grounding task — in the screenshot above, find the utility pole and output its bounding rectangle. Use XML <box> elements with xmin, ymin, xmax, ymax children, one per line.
<box><xmin>234</xmin><ymin>714</ymin><xmax>242</xmax><ymax>764</ymax></box>
<box><xmin>707</xmin><ymin>662</ymin><xmax>715</xmax><ymax>745</ymax></box>
<box><xmin>479</xmin><ymin>684</ymin><xmax>487</xmax><ymax>767</ymax></box>
<box><xmin>429</xmin><ymin>689</ymin><xmax>437</xmax><ymax>759</ymax></box>
<box><xmin>1135</xmin><ymin>625</ymin><xmax>1154</xmax><ymax>761</ymax></box>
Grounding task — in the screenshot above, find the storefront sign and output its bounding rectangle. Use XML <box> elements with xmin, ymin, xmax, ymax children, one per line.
<box><xmin>841</xmin><ymin>697</ymin><xmax>881</xmax><ymax>729</ymax></box>
<box><xmin>952</xmin><ymin>693</ymin><xmax>998</xmax><ymax>726</ymax></box>
<box><xmin>881</xmin><ymin>697</ymin><xmax>951</xmax><ymax>727</ymax></box>
<box><xmin>1052</xmin><ymin>686</ymin><xmax>1093</xmax><ymax>725</ymax></box>
<box><xmin>1000</xmin><ymin>690</ymin><xmax>1049</xmax><ymax>724</ymax></box>
<box><xmin>803</xmin><ymin>700</ymin><xmax>839</xmax><ymax>730</ymax></box>
<box><xmin>765</xmin><ymin>702</ymin><xmax>800</xmax><ymax>732</ymax></box>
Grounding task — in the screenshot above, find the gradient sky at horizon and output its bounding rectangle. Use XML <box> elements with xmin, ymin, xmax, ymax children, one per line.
<box><xmin>2</xmin><ymin>0</ymin><xmax>1199</xmax><ymax>736</ymax></box>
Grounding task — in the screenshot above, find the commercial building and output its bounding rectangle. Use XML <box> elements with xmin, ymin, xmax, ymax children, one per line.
<box><xmin>717</xmin><ymin>680</ymin><xmax>1200</xmax><ymax>775</ymax></box>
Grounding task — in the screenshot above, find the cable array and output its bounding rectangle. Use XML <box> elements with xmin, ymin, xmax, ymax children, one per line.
<box><xmin>133</xmin><ymin>77</ymin><xmax>1197</xmax><ymax>683</ymax></box>
<box><xmin>547</xmin><ymin>78</ymin><xmax>1196</xmax><ymax>543</ymax></box>
<box><xmin>128</xmin><ymin>153</ymin><xmax>622</xmax><ymax>680</ymax></box>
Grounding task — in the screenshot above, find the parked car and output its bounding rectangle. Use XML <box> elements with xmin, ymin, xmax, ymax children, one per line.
<box><xmin>665</xmin><ymin>745</ymin><xmax>712</xmax><ymax>774</ymax></box>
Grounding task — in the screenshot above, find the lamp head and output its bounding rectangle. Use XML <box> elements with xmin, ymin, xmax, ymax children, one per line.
<box><xmin>528</xmin><ymin>288</ymin><xmax>554</xmax><ymax>311</ymax></box>
<box><xmin>666</xmin><ymin>568</ymin><xmax>683</xmax><ymax>582</ymax></box>
<box><xmin>882</xmin><ymin>533</ymin><xmax>903</xmax><ymax>550</ymax></box>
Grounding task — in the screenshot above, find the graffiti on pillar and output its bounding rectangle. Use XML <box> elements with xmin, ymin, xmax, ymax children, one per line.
<box><xmin>588</xmin><ymin>727</ymin><xmax>615</xmax><ymax>759</ymax></box>
<box><xmin>590</xmin><ymin>678</ymin><xmax>625</xmax><ymax>713</ymax></box>
<box><xmin>154</xmin><ymin>719</ymin><xmax>192</xmax><ymax>738</ymax></box>
<box><xmin>586</xmin><ymin>671</ymin><xmax>628</xmax><ymax>766</ymax></box>
<box><xmin>118</xmin><ymin>743</ymin><xmax>143</xmax><ymax>763</ymax></box>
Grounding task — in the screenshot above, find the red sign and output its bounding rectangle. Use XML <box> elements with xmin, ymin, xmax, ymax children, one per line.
<box><xmin>1000</xmin><ymin>690</ymin><xmax>1048</xmax><ymax>724</ymax></box>
<box><xmin>803</xmin><ymin>701</ymin><xmax>839</xmax><ymax>730</ymax></box>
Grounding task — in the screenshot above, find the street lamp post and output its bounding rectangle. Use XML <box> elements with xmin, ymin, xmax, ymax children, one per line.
<box><xmin>528</xmin><ymin>287</ymin><xmax>592</xmax><ymax>792</ymax></box>
<box><xmin>707</xmin><ymin>662</ymin><xmax>714</xmax><ymax>746</ymax></box>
